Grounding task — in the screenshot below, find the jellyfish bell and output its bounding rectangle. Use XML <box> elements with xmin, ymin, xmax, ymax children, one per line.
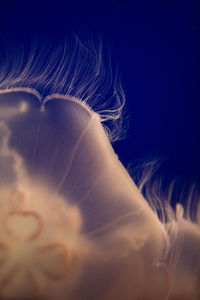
<box><xmin>0</xmin><ymin>39</ymin><xmax>199</xmax><ymax>299</ymax></box>
<box><xmin>0</xmin><ymin>87</ymin><xmax>168</xmax><ymax>299</ymax></box>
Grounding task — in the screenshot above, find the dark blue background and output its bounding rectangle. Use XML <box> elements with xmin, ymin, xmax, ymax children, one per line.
<box><xmin>0</xmin><ymin>0</ymin><xmax>199</xmax><ymax>187</ymax></box>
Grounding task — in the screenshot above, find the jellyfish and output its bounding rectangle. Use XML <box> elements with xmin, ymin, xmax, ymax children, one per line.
<box><xmin>0</xmin><ymin>37</ymin><xmax>199</xmax><ymax>300</ymax></box>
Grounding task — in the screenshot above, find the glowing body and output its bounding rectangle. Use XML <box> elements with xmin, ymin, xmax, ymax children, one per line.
<box><xmin>0</xmin><ymin>89</ymin><xmax>167</xmax><ymax>299</ymax></box>
<box><xmin>0</xmin><ymin>40</ymin><xmax>199</xmax><ymax>299</ymax></box>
